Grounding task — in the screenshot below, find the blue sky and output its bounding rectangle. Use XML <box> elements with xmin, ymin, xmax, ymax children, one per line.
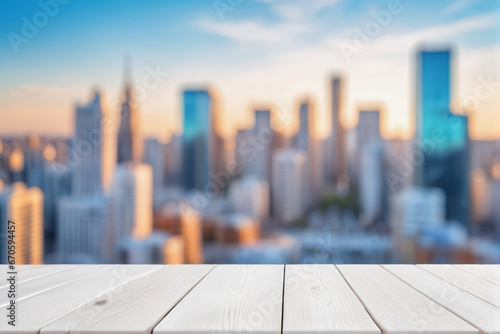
<box><xmin>0</xmin><ymin>0</ymin><xmax>499</xmax><ymax>140</ymax></box>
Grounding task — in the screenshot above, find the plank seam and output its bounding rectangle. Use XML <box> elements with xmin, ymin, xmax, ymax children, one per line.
<box><xmin>381</xmin><ymin>265</ymin><xmax>484</xmax><ymax>334</ymax></box>
<box><xmin>335</xmin><ymin>265</ymin><xmax>383</xmax><ymax>334</ymax></box>
<box><xmin>37</xmin><ymin>266</ymin><xmax>162</xmax><ymax>333</ymax></box>
<box><xmin>151</xmin><ymin>264</ymin><xmax>218</xmax><ymax>334</ymax></box>
<box><xmin>452</xmin><ymin>265</ymin><xmax>500</xmax><ymax>287</ymax></box>
<box><xmin>418</xmin><ymin>265</ymin><xmax>500</xmax><ymax>309</ymax></box>
<box><xmin>281</xmin><ymin>265</ymin><xmax>286</xmax><ymax>334</ymax></box>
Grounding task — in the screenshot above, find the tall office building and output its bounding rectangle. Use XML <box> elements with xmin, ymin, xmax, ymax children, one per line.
<box><xmin>164</xmin><ymin>134</ymin><xmax>183</xmax><ymax>188</ymax></box>
<box><xmin>415</xmin><ymin>49</ymin><xmax>469</xmax><ymax>226</ymax></box>
<box><xmin>359</xmin><ymin>141</ymin><xmax>384</xmax><ymax>226</ymax></box>
<box><xmin>331</xmin><ymin>77</ymin><xmax>347</xmax><ymax>184</ymax></box>
<box><xmin>112</xmin><ymin>163</ymin><xmax>153</xmax><ymax>246</ymax></box>
<box><xmin>117</xmin><ymin>69</ymin><xmax>142</xmax><ymax>163</ymax></box>
<box><xmin>0</xmin><ymin>183</ymin><xmax>43</xmax><ymax>264</ymax></box>
<box><xmin>182</xmin><ymin>89</ymin><xmax>215</xmax><ymax>190</ymax></box>
<box><xmin>272</xmin><ymin>149</ymin><xmax>307</xmax><ymax>224</ymax></box>
<box><xmin>73</xmin><ymin>91</ymin><xmax>116</xmax><ymax>195</ymax></box>
<box><xmin>143</xmin><ymin>137</ymin><xmax>164</xmax><ymax>201</ymax></box>
<box><xmin>246</xmin><ymin>109</ymin><xmax>274</xmax><ymax>185</ymax></box>
<box><xmin>42</xmin><ymin>162</ymin><xmax>71</xmax><ymax>252</ymax></box>
<box><xmin>294</xmin><ymin>99</ymin><xmax>322</xmax><ymax>204</ymax></box>
<box><xmin>354</xmin><ymin>110</ymin><xmax>381</xmax><ymax>185</ymax></box>
<box><xmin>57</xmin><ymin>195</ymin><xmax>113</xmax><ymax>262</ymax></box>
<box><xmin>58</xmin><ymin>90</ymin><xmax>116</xmax><ymax>262</ymax></box>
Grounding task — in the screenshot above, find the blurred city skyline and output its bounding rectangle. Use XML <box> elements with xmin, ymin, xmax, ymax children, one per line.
<box><xmin>1</xmin><ymin>0</ymin><xmax>500</xmax><ymax>141</ymax></box>
<box><xmin>1</xmin><ymin>0</ymin><xmax>500</xmax><ymax>266</ymax></box>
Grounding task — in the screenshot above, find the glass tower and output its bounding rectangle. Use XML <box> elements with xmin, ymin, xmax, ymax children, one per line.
<box><xmin>415</xmin><ymin>50</ymin><xmax>469</xmax><ymax>227</ymax></box>
<box><xmin>182</xmin><ymin>89</ymin><xmax>214</xmax><ymax>190</ymax></box>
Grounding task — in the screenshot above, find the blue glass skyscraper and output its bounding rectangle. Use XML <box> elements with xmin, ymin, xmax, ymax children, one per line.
<box><xmin>415</xmin><ymin>49</ymin><xmax>469</xmax><ymax>227</ymax></box>
<box><xmin>182</xmin><ymin>89</ymin><xmax>214</xmax><ymax>190</ymax></box>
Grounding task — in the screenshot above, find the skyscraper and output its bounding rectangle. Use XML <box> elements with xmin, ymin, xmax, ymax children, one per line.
<box><xmin>0</xmin><ymin>183</ymin><xmax>43</xmax><ymax>264</ymax></box>
<box><xmin>143</xmin><ymin>137</ymin><xmax>164</xmax><ymax>202</ymax></box>
<box><xmin>415</xmin><ymin>49</ymin><xmax>469</xmax><ymax>226</ymax></box>
<box><xmin>182</xmin><ymin>89</ymin><xmax>215</xmax><ymax>190</ymax></box>
<box><xmin>331</xmin><ymin>76</ymin><xmax>347</xmax><ymax>184</ymax></box>
<box><xmin>117</xmin><ymin>74</ymin><xmax>143</xmax><ymax>164</ymax></box>
<box><xmin>354</xmin><ymin>110</ymin><xmax>381</xmax><ymax>185</ymax></box>
<box><xmin>58</xmin><ymin>91</ymin><xmax>116</xmax><ymax>263</ymax></box>
<box><xmin>272</xmin><ymin>149</ymin><xmax>307</xmax><ymax>224</ymax></box>
<box><xmin>294</xmin><ymin>99</ymin><xmax>322</xmax><ymax>204</ymax></box>
<box><xmin>112</xmin><ymin>163</ymin><xmax>153</xmax><ymax>247</ymax></box>
<box><xmin>73</xmin><ymin>91</ymin><xmax>116</xmax><ymax>195</ymax></box>
<box><xmin>360</xmin><ymin>141</ymin><xmax>384</xmax><ymax>226</ymax></box>
<box><xmin>246</xmin><ymin>109</ymin><xmax>274</xmax><ymax>185</ymax></box>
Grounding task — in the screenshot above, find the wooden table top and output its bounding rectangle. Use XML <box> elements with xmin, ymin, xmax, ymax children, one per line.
<box><xmin>1</xmin><ymin>264</ymin><xmax>499</xmax><ymax>333</ymax></box>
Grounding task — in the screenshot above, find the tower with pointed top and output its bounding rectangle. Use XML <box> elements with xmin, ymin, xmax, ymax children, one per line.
<box><xmin>117</xmin><ymin>59</ymin><xmax>143</xmax><ymax>164</ymax></box>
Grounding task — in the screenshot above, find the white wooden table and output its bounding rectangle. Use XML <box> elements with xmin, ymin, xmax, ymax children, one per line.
<box><xmin>1</xmin><ymin>265</ymin><xmax>499</xmax><ymax>333</ymax></box>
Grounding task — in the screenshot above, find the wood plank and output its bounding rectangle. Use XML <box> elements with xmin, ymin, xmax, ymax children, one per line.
<box><xmin>421</xmin><ymin>265</ymin><xmax>500</xmax><ymax>308</ymax></box>
<box><xmin>455</xmin><ymin>265</ymin><xmax>500</xmax><ymax>286</ymax></box>
<box><xmin>283</xmin><ymin>265</ymin><xmax>381</xmax><ymax>334</ymax></box>
<box><xmin>385</xmin><ymin>265</ymin><xmax>500</xmax><ymax>334</ymax></box>
<box><xmin>0</xmin><ymin>265</ymin><xmax>112</xmax><ymax>307</ymax></box>
<box><xmin>154</xmin><ymin>265</ymin><xmax>284</xmax><ymax>334</ymax></box>
<box><xmin>0</xmin><ymin>265</ymin><xmax>159</xmax><ymax>334</ymax></box>
<box><xmin>41</xmin><ymin>265</ymin><xmax>215</xmax><ymax>334</ymax></box>
<box><xmin>337</xmin><ymin>265</ymin><xmax>478</xmax><ymax>334</ymax></box>
<box><xmin>0</xmin><ymin>265</ymin><xmax>76</xmax><ymax>288</ymax></box>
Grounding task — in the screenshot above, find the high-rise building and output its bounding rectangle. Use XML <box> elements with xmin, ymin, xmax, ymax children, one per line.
<box><xmin>117</xmin><ymin>68</ymin><xmax>142</xmax><ymax>164</ymax></box>
<box><xmin>57</xmin><ymin>195</ymin><xmax>113</xmax><ymax>263</ymax></box>
<box><xmin>360</xmin><ymin>141</ymin><xmax>385</xmax><ymax>226</ymax></box>
<box><xmin>331</xmin><ymin>77</ymin><xmax>347</xmax><ymax>184</ymax></box>
<box><xmin>293</xmin><ymin>99</ymin><xmax>322</xmax><ymax>204</ymax></box>
<box><xmin>73</xmin><ymin>91</ymin><xmax>116</xmax><ymax>195</ymax></box>
<box><xmin>0</xmin><ymin>183</ymin><xmax>43</xmax><ymax>264</ymax></box>
<box><xmin>182</xmin><ymin>89</ymin><xmax>215</xmax><ymax>190</ymax></box>
<box><xmin>246</xmin><ymin>109</ymin><xmax>275</xmax><ymax>185</ymax></box>
<box><xmin>41</xmin><ymin>162</ymin><xmax>71</xmax><ymax>253</ymax></box>
<box><xmin>112</xmin><ymin>163</ymin><xmax>153</xmax><ymax>247</ymax></box>
<box><xmin>272</xmin><ymin>149</ymin><xmax>307</xmax><ymax>224</ymax></box>
<box><xmin>164</xmin><ymin>134</ymin><xmax>183</xmax><ymax>188</ymax></box>
<box><xmin>415</xmin><ymin>49</ymin><xmax>469</xmax><ymax>226</ymax></box>
<box><xmin>143</xmin><ymin>137</ymin><xmax>164</xmax><ymax>201</ymax></box>
<box><xmin>354</xmin><ymin>110</ymin><xmax>381</xmax><ymax>185</ymax></box>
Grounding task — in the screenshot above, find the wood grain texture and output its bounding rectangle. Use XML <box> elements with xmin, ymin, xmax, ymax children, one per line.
<box><xmin>0</xmin><ymin>265</ymin><xmax>159</xmax><ymax>334</ymax></box>
<box><xmin>455</xmin><ymin>265</ymin><xmax>500</xmax><ymax>286</ymax></box>
<box><xmin>283</xmin><ymin>265</ymin><xmax>381</xmax><ymax>334</ymax></box>
<box><xmin>0</xmin><ymin>265</ymin><xmax>76</xmax><ymax>287</ymax></box>
<box><xmin>154</xmin><ymin>265</ymin><xmax>284</xmax><ymax>334</ymax></box>
<box><xmin>0</xmin><ymin>266</ymin><xmax>113</xmax><ymax>307</ymax></box>
<box><xmin>421</xmin><ymin>265</ymin><xmax>500</xmax><ymax>308</ymax></box>
<box><xmin>337</xmin><ymin>265</ymin><xmax>478</xmax><ymax>334</ymax></box>
<box><xmin>41</xmin><ymin>265</ymin><xmax>215</xmax><ymax>334</ymax></box>
<box><xmin>385</xmin><ymin>265</ymin><xmax>500</xmax><ymax>334</ymax></box>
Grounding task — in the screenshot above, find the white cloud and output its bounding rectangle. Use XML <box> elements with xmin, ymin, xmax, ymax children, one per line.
<box><xmin>443</xmin><ymin>0</ymin><xmax>473</xmax><ymax>14</ymax></box>
<box><xmin>197</xmin><ymin>19</ymin><xmax>310</xmax><ymax>43</ymax></box>
<box><xmin>265</xmin><ymin>0</ymin><xmax>341</xmax><ymax>21</ymax></box>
